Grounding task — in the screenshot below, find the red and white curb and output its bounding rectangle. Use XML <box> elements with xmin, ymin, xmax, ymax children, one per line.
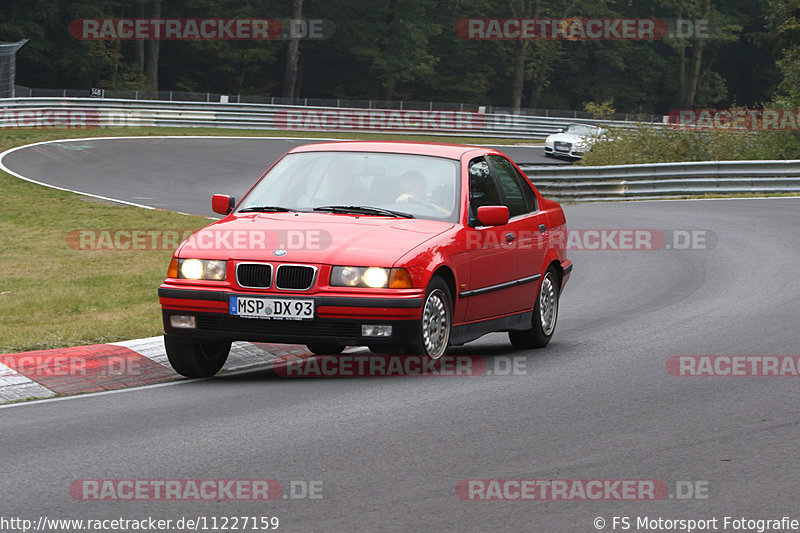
<box><xmin>0</xmin><ymin>337</ymin><xmax>309</xmax><ymax>404</ymax></box>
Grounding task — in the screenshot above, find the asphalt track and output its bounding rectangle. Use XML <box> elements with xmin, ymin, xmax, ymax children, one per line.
<box><xmin>1</xmin><ymin>138</ymin><xmax>799</xmax><ymax>532</ymax></box>
<box><xmin>0</xmin><ymin>137</ymin><xmax>566</xmax><ymax>217</ymax></box>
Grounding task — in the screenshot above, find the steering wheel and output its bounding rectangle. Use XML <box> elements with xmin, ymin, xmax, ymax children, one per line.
<box><xmin>400</xmin><ymin>196</ymin><xmax>449</xmax><ymax>216</ymax></box>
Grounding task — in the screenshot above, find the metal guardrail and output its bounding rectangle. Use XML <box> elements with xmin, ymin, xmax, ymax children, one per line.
<box><xmin>520</xmin><ymin>160</ymin><xmax>800</xmax><ymax>201</ymax></box>
<box><xmin>13</xmin><ymin>85</ymin><xmax>665</xmax><ymax>123</ymax></box>
<box><xmin>1</xmin><ymin>96</ymin><xmax>797</xmax><ymax>201</ymax></box>
<box><xmin>0</xmin><ymin>97</ymin><xmax>647</xmax><ymax>139</ymax></box>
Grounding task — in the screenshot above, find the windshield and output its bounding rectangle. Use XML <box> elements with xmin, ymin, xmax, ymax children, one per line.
<box><xmin>564</xmin><ymin>124</ymin><xmax>601</xmax><ymax>136</ymax></box>
<box><xmin>239</xmin><ymin>151</ymin><xmax>461</xmax><ymax>222</ymax></box>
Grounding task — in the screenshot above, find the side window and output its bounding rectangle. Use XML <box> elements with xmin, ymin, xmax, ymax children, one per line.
<box><xmin>515</xmin><ymin>167</ymin><xmax>538</xmax><ymax>212</ymax></box>
<box><xmin>487</xmin><ymin>155</ymin><xmax>537</xmax><ymax>216</ymax></box>
<box><xmin>468</xmin><ymin>157</ymin><xmax>501</xmax><ymax>214</ymax></box>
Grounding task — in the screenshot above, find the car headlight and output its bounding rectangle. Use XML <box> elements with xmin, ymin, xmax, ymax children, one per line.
<box><xmin>330</xmin><ymin>266</ymin><xmax>413</xmax><ymax>288</ymax></box>
<box><xmin>176</xmin><ymin>258</ymin><xmax>227</xmax><ymax>281</ymax></box>
<box><xmin>575</xmin><ymin>141</ymin><xmax>589</xmax><ymax>149</ymax></box>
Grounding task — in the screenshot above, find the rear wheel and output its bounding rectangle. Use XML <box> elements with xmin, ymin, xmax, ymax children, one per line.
<box><xmin>305</xmin><ymin>343</ymin><xmax>345</xmax><ymax>355</ymax></box>
<box><xmin>406</xmin><ymin>276</ymin><xmax>452</xmax><ymax>358</ymax></box>
<box><xmin>164</xmin><ymin>335</ymin><xmax>231</xmax><ymax>378</ymax></box>
<box><xmin>509</xmin><ymin>266</ymin><xmax>560</xmax><ymax>349</ymax></box>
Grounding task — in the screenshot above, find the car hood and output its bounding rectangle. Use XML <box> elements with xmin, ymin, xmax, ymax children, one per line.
<box><xmin>546</xmin><ymin>132</ymin><xmax>589</xmax><ymax>144</ymax></box>
<box><xmin>177</xmin><ymin>212</ymin><xmax>455</xmax><ymax>266</ymax></box>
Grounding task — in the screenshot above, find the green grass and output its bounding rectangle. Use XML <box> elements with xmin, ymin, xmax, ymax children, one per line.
<box><xmin>0</xmin><ymin>126</ymin><xmax>535</xmax><ymax>354</ymax></box>
<box><xmin>0</xmin><ymin>168</ymin><xmax>208</xmax><ymax>353</ymax></box>
<box><xmin>579</xmin><ymin>124</ymin><xmax>800</xmax><ymax>166</ymax></box>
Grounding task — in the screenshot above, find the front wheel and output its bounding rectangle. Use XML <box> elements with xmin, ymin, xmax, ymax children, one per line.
<box><xmin>164</xmin><ymin>335</ymin><xmax>231</xmax><ymax>378</ymax></box>
<box><xmin>508</xmin><ymin>267</ymin><xmax>560</xmax><ymax>349</ymax></box>
<box><xmin>406</xmin><ymin>276</ymin><xmax>452</xmax><ymax>358</ymax></box>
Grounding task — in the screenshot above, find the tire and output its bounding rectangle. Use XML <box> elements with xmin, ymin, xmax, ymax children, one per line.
<box><xmin>509</xmin><ymin>266</ymin><xmax>560</xmax><ymax>349</ymax></box>
<box><xmin>164</xmin><ymin>335</ymin><xmax>231</xmax><ymax>378</ymax></box>
<box><xmin>544</xmin><ymin>152</ymin><xmax>555</xmax><ymax>158</ymax></box>
<box><xmin>406</xmin><ymin>276</ymin><xmax>452</xmax><ymax>358</ymax></box>
<box><xmin>306</xmin><ymin>343</ymin><xmax>345</xmax><ymax>355</ymax></box>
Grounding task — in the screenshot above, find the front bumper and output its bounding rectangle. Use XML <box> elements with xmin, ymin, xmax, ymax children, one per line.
<box><xmin>544</xmin><ymin>145</ymin><xmax>584</xmax><ymax>158</ymax></box>
<box><xmin>159</xmin><ymin>286</ymin><xmax>424</xmax><ymax>346</ymax></box>
<box><xmin>162</xmin><ymin>310</ymin><xmax>420</xmax><ymax>346</ymax></box>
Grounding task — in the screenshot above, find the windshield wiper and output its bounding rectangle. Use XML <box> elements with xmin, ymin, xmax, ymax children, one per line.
<box><xmin>313</xmin><ymin>205</ymin><xmax>414</xmax><ymax>219</ymax></box>
<box><xmin>238</xmin><ymin>205</ymin><xmax>297</xmax><ymax>213</ymax></box>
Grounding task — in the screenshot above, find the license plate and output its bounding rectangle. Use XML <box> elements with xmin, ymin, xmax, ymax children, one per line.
<box><xmin>555</xmin><ymin>144</ymin><xmax>570</xmax><ymax>152</ymax></box>
<box><xmin>230</xmin><ymin>296</ymin><xmax>314</xmax><ymax>320</ymax></box>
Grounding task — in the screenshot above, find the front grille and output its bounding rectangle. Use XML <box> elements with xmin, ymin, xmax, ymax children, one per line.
<box><xmin>554</xmin><ymin>141</ymin><xmax>572</xmax><ymax>152</ymax></box>
<box><xmin>195</xmin><ymin>315</ymin><xmax>359</xmax><ymax>338</ymax></box>
<box><xmin>276</xmin><ymin>265</ymin><xmax>316</xmax><ymax>290</ymax></box>
<box><xmin>237</xmin><ymin>263</ymin><xmax>272</xmax><ymax>288</ymax></box>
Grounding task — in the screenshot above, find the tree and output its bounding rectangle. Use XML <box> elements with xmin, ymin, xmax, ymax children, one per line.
<box><xmin>765</xmin><ymin>0</ymin><xmax>800</xmax><ymax>105</ymax></box>
<box><xmin>146</xmin><ymin>0</ymin><xmax>161</xmax><ymax>91</ymax></box>
<box><xmin>282</xmin><ymin>0</ymin><xmax>303</xmax><ymax>99</ymax></box>
<box><xmin>371</xmin><ymin>0</ymin><xmax>440</xmax><ymax>100</ymax></box>
<box><xmin>659</xmin><ymin>0</ymin><xmax>743</xmax><ymax>108</ymax></box>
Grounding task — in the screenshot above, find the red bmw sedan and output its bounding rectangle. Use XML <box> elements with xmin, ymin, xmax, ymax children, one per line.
<box><xmin>159</xmin><ymin>141</ymin><xmax>572</xmax><ymax>377</ymax></box>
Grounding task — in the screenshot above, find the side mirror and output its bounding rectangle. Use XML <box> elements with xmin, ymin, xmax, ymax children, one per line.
<box><xmin>212</xmin><ymin>194</ymin><xmax>236</xmax><ymax>215</ymax></box>
<box><xmin>476</xmin><ymin>205</ymin><xmax>509</xmax><ymax>227</ymax></box>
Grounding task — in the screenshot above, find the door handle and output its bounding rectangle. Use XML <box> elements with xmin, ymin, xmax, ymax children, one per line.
<box><xmin>539</xmin><ymin>224</ymin><xmax>546</xmax><ymax>233</ymax></box>
<box><xmin>505</xmin><ymin>232</ymin><xmax>515</xmax><ymax>242</ymax></box>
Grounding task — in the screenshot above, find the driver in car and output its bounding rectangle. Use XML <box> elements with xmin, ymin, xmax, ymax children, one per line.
<box><xmin>395</xmin><ymin>171</ymin><xmax>450</xmax><ymax>215</ymax></box>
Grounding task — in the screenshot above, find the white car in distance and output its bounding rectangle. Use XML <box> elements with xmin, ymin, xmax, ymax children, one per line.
<box><xmin>544</xmin><ymin>123</ymin><xmax>606</xmax><ymax>159</ymax></box>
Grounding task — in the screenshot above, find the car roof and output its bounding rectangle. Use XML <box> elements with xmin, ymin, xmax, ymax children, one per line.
<box><xmin>288</xmin><ymin>140</ymin><xmax>487</xmax><ymax>159</ymax></box>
